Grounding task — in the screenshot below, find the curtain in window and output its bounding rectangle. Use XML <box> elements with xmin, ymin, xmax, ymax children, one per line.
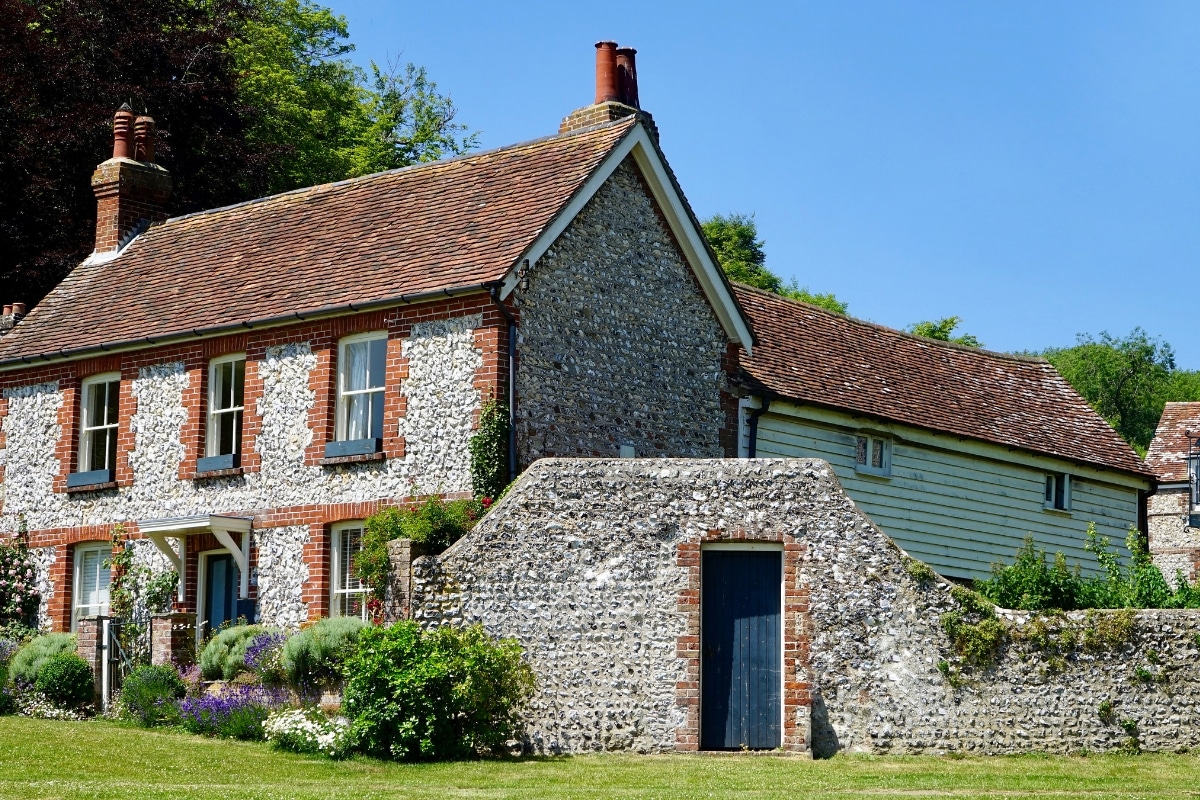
<box><xmin>336</xmin><ymin>527</ymin><xmax>366</xmax><ymax>619</ymax></box>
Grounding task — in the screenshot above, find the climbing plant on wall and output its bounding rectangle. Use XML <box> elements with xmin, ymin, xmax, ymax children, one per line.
<box><xmin>0</xmin><ymin>538</ymin><xmax>39</xmax><ymax>625</ymax></box>
<box><xmin>469</xmin><ymin>399</ymin><xmax>510</xmax><ymax>502</ymax></box>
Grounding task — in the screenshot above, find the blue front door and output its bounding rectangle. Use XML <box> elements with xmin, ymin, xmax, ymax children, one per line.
<box><xmin>700</xmin><ymin>549</ymin><xmax>782</xmax><ymax>750</ymax></box>
<box><xmin>204</xmin><ymin>553</ymin><xmax>239</xmax><ymax>635</ymax></box>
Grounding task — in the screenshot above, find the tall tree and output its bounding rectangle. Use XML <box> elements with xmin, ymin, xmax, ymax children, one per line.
<box><xmin>700</xmin><ymin>213</ymin><xmax>848</xmax><ymax>314</ymax></box>
<box><xmin>1042</xmin><ymin>329</ymin><xmax>1184</xmax><ymax>455</ymax></box>
<box><xmin>0</xmin><ymin>0</ymin><xmax>474</xmax><ymax>308</ymax></box>
<box><xmin>907</xmin><ymin>316</ymin><xmax>983</xmax><ymax>348</ymax></box>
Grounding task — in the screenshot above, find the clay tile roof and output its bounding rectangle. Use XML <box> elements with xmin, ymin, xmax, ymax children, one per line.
<box><xmin>733</xmin><ymin>284</ymin><xmax>1150</xmax><ymax>478</ymax></box>
<box><xmin>0</xmin><ymin>117</ymin><xmax>639</xmax><ymax>363</ymax></box>
<box><xmin>1145</xmin><ymin>402</ymin><xmax>1200</xmax><ymax>482</ymax></box>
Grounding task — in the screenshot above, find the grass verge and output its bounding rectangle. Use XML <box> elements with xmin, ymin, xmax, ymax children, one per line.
<box><xmin>0</xmin><ymin>717</ymin><xmax>1198</xmax><ymax>799</ymax></box>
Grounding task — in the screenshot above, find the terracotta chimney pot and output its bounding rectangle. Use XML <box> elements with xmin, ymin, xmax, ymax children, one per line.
<box><xmin>134</xmin><ymin>116</ymin><xmax>156</xmax><ymax>163</ymax></box>
<box><xmin>12</xmin><ymin>302</ymin><xmax>26</xmax><ymax>316</ymax></box>
<box><xmin>616</xmin><ymin>47</ymin><xmax>639</xmax><ymax>108</ymax></box>
<box><xmin>112</xmin><ymin>104</ymin><xmax>134</xmax><ymax>160</ymax></box>
<box><xmin>594</xmin><ymin>41</ymin><xmax>620</xmax><ymax>104</ymax></box>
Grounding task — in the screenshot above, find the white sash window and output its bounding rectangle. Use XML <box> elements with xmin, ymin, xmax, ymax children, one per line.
<box><xmin>207</xmin><ymin>355</ymin><xmax>246</xmax><ymax>457</ymax></box>
<box><xmin>331</xmin><ymin>523</ymin><xmax>369</xmax><ymax>620</ymax></box>
<box><xmin>336</xmin><ymin>333</ymin><xmax>387</xmax><ymax>442</ymax></box>
<box><xmin>79</xmin><ymin>373</ymin><xmax>120</xmax><ymax>473</ymax></box>
<box><xmin>73</xmin><ymin>544</ymin><xmax>111</xmax><ymax>629</ymax></box>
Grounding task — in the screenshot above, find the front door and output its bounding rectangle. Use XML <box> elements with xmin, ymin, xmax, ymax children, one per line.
<box><xmin>700</xmin><ymin>549</ymin><xmax>782</xmax><ymax>750</ymax></box>
<box><xmin>203</xmin><ymin>553</ymin><xmax>240</xmax><ymax>636</ymax></box>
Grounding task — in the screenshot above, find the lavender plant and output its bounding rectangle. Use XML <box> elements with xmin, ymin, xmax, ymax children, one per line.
<box><xmin>177</xmin><ymin>684</ymin><xmax>287</xmax><ymax>740</ymax></box>
<box><xmin>244</xmin><ymin>632</ymin><xmax>287</xmax><ymax>685</ymax></box>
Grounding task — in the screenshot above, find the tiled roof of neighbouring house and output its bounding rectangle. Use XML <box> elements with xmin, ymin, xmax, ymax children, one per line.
<box><xmin>1145</xmin><ymin>402</ymin><xmax>1200</xmax><ymax>482</ymax></box>
<box><xmin>0</xmin><ymin>117</ymin><xmax>639</xmax><ymax>363</ymax></box>
<box><xmin>733</xmin><ymin>284</ymin><xmax>1150</xmax><ymax>478</ymax></box>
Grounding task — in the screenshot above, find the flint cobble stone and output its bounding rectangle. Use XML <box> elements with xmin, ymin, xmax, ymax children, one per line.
<box><xmin>514</xmin><ymin>159</ymin><xmax>727</xmax><ymax>464</ymax></box>
<box><xmin>412</xmin><ymin>458</ymin><xmax>1200</xmax><ymax>756</ymax></box>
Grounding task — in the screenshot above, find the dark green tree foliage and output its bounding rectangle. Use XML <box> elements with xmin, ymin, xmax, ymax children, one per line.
<box><xmin>907</xmin><ymin>316</ymin><xmax>983</xmax><ymax>348</ymax></box>
<box><xmin>0</xmin><ymin>0</ymin><xmax>262</xmax><ymax>307</ymax></box>
<box><xmin>700</xmin><ymin>213</ymin><xmax>848</xmax><ymax>314</ymax></box>
<box><xmin>1040</xmin><ymin>329</ymin><xmax>1199</xmax><ymax>454</ymax></box>
<box><xmin>231</xmin><ymin>0</ymin><xmax>476</xmax><ymax>194</ymax></box>
<box><xmin>0</xmin><ymin>0</ymin><xmax>475</xmax><ymax>309</ymax></box>
<box><xmin>343</xmin><ymin>621</ymin><xmax>536</xmax><ymax>761</ymax></box>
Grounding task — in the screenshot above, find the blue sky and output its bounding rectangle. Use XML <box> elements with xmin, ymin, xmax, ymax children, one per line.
<box><xmin>334</xmin><ymin>1</ymin><xmax>1200</xmax><ymax>366</ymax></box>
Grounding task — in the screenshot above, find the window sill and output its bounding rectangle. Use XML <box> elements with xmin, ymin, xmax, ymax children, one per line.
<box><xmin>1043</xmin><ymin>505</ymin><xmax>1072</xmax><ymax>516</ymax></box>
<box><xmin>194</xmin><ymin>467</ymin><xmax>245</xmax><ymax>480</ymax></box>
<box><xmin>320</xmin><ymin>451</ymin><xmax>386</xmax><ymax>467</ymax></box>
<box><xmin>854</xmin><ymin>466</ymin><xmax>892</xmax><ymax>479</ymax></box>
<box><xmin>65</xmin><ymin>481</ymin><xmax>118</xmax><ymax>494</ymax></box>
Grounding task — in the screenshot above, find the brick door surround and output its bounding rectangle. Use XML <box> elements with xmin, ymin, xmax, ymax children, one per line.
<box><xmin>675</xmin><ymin>527</ymin><xmax>811</xmax><ymax>754</ymax></box>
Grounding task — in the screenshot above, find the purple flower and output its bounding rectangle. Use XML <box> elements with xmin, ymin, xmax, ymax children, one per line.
<box><xmin>243</xmin><ymin>632</ymin><xmax>287</xmax><ymax>673</ymax></box>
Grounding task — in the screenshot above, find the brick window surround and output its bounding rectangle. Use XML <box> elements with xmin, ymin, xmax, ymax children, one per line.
<box><xmin>675</xmin><ymin>527</ymin><xmax>811</xmax><ymax>754</ymax></box>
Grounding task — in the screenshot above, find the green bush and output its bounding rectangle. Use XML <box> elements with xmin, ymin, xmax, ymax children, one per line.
<box><xmin>200</xmin><ymin>625</ymin><xmax>274</xmax><ymax>681</ymax></box>
<box><xmin>976</xmin><ymin>525</ymin><xmax>1200</xmax><ymax>611</ymax></box>
<box><xmin>119</xmin><ymin>664</ymin><xmax>186</xmax><ymax>727</ymax></box>
<box><xmin>356</xmin><ymin>496</ymin><xmax>483</xmax><ymax>601</ymax></box>
<box><xmin>7</xmin><ymin>633</ymin><xmax>76</xmax><ymax>687</ymax></box>
<box><xmin>343</xmin><ymin>621</ymin><xmax>535</xmax><ymax>761</ymax></box>
<box><xmin>34</xmin><ymin>653</ymin><xmax>94</xmax><ymax>707</ymax></box>
<box><xmin>469</xmin><ymin>399</ymin><xmax>510</xmax><ymax>501</ymax></box>
<box><xmin>281</xmin><ymin>616</ymin><xmax>367</xmax><ymax>691</ymax></box>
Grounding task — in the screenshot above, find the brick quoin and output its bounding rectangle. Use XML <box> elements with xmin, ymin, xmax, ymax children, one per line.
<box><xmin>675</xmin><ymin>527</ymin><xmax>811</xmax><ymax>754</ymax></box>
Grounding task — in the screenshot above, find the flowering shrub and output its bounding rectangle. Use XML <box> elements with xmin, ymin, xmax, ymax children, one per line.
<box><xmin>264</xmin><ymin>708</ymin><xmax>351</xmax><ymax>758</ymax></box>
<box><xmin>0</xmin><ymin>541</ymin><xmax>40</xmax><ymax>624</ymax></box>
<box><xmin>244</xmin><ymin>632</ymin><xmax>288</xmax><ymax>685</ymax></box>
<box><xmin>14</xmin><ymin>691</ymin><xmax>89</xmax><ymax>720</ymax></box>
<box><xmin>119</xmin><ymin>664</ymin><xmax>186</xmax><ymax>727</ymax></box>
<box><xmin>178</xmin><ymin>684</ymin><xmax>287</xmax><ymax>740</ymax></box>
<box><xmin>200</xmin><ymin>624</ymin><xmax>276</xmax><ymax>680</ymax></box>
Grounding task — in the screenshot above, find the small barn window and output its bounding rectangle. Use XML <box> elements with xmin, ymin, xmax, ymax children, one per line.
<box><xmin>854</xmin><ymin>435</ymin><xmax>891</xmax><ymax>477</ymax></box>
<box><xmin>1045</xmin><ymin>473</ymin><xmax>1071</xmax><ymax>511</ymax></box>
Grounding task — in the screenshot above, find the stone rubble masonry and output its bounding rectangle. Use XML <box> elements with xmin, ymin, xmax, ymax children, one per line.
<box><xmin>384</xmin><ymin>538</ymin><xmax>431</xmax><ymax>622</ymax></box>
<box><xmin>514</xmin><ymin>158</ymin><xmax>728</xmax><ymax>467</ymax></box>
<box><xmin>0</xmin><ymin>296</ymin><xmax>497</xmax><ymax>632</ymax></box>
<box><xmin>1147</xmin><ymin>488</ymin><xmax>1200</xmax><ymax>585</ymax></box>
<box><xmin>150</xmin><ymin>612</ymin><xmax>197</xmax><ymax>667</ymax></box>
<box><xmin>409</xmin><ymin>457</ymin><xmax>1200</xmax><ymax>756</ymax></box>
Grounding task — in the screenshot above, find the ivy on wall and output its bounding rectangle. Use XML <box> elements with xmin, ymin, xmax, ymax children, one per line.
<box><xmin>469</xmin><ymin>399</ymin><xmax>510</xmax><ymax>501</ymax></box>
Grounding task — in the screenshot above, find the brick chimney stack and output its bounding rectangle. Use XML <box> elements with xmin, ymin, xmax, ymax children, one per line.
<box><xmin>560</xmin><ymin>41</ymin><xmax>657</xmax><ymax>139</ymax></box>
<box><xmin>91</xmin><ymin>104</ymin><xmax>172</xmax><ymax>254</ymax></box>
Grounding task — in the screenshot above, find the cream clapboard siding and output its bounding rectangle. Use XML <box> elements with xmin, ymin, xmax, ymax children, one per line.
<box><xmin>754</xmin><ymin>403</ymin><xmax>1144</xmax><ymax>580</ymax></box>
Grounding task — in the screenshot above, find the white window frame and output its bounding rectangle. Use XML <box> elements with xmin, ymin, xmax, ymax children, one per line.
<box><xmin>72</xmin><ymin>542</ymin><xmax>112</xmax><ymax>630</ymax></box>
<box><xmin>854</xmin><ymin>434</ymin><xmax>892</xmax><ymax>477</ymax></box>
<box><xmin>331</xmin><ymin>522</ymin><xmax>370</xmax><ymax>620</ymax></box>
<box><xmin>78</xmin><ymin>372</ymin><xmax>121</xmax><ymax>474</ymax></box>
<box><xmin>1045</xmin><ymin>472</ymin><xmax>1072</xmax><ymax>512</ymax></box>
<box><xmin>206</xmin><ymin>353</ymin><xmax>246</xmax><ymax>457</ymax></box>
<box><xmin>335</xmin><ymin>331</ymin><xmax>388</xmax><ymax>443</ymax></box>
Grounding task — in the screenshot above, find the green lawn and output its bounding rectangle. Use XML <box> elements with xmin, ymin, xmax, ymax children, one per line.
<box><xmin>0</xmin><ymin>717</ymin><xmax>1197</xmax><ymax>799</ymax></box>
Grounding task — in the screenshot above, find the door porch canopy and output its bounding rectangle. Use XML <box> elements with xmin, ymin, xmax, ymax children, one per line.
<box><xmin>139</xmin><ymin>515</ymin><xmax>253</xmax><ymax>602</ymax></box>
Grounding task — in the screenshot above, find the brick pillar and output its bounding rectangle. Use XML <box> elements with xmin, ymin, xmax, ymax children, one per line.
<box><xmin>384</xmin><ymin>539</ymin><xmax>430</xmax><ymax>622</ymax></box>
<box><xmin>75</xmin><ymin>616</ymin><xmax>107</xmax><ymax>704</ymax></box>
<box><xmin>151</xmin><ymin>612</ymin><xmax>197</xmax><ymax>668</ymax></box>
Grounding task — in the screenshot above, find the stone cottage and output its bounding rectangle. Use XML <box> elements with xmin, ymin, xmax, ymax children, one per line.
<box><xmin>0</xmin><ymin>43</ymin><xmax>752</xmax><ymax>637</ymax></box>
<box><xmin>1145</xmin><ymin>401</ymin><xmax>1200</xmax><ymax>582</ymax></box>
<box><xmin>728</xmin><ymin>285</ymin><xmax>1153</xmax><ymax>580</ymax></box>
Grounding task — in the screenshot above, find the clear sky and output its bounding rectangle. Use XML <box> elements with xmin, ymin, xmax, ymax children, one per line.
<box><xmin>333</xmin><ymin>1</ymin><xmax>1200</xmax><ymax>367</ymax></box>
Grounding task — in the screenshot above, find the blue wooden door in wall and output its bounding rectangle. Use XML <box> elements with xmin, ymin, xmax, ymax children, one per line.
<box><xmin>700</xmin><ymin>549</ymin><xmax>782</xmax><ymax>750</ymax></box>
<box><xmin>204</xmin><ymin>553</ymin><xmax>240</xmax><ymax>635</ymax></box>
